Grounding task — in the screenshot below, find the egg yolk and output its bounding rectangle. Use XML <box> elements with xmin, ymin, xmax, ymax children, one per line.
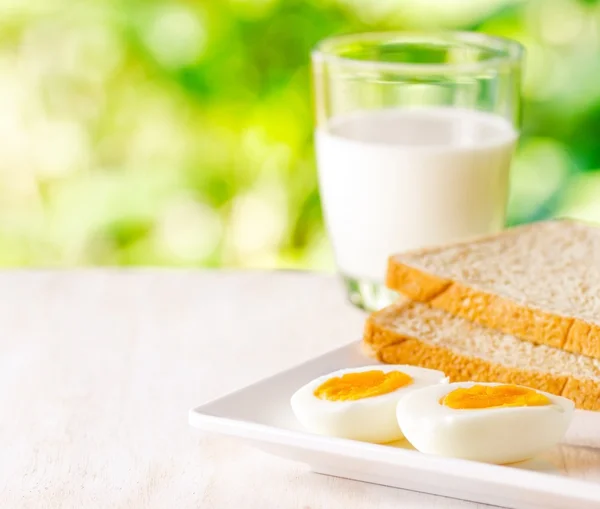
<box><xmin>314</xmin><ymin>370</ymin><xmax>413</xmax><ymax>401</ymax></box>
<box><xmin>442</xmin><ymin>384</ymin><xmax>551</xmax><ymax>410</ymax></box>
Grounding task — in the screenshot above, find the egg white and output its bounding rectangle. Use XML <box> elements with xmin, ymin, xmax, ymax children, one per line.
<box><xmin>290</xmin><ymin>365</ymin><xmax>446</xmax><ymax>443</ymax></box>
<box><xmin>396</xmin><ymin>382</ymin><xmax>574</xmax><ymax>464</ymax></box>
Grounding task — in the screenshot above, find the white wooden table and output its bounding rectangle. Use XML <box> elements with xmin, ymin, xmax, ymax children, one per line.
<box><xmin>2</xmin><ymin>270</ymin><xmax>493</xmax><ymax>508</ymax></box>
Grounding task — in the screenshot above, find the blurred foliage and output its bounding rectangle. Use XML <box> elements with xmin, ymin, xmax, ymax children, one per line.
<box><xmin>0</xmin><ymin>0</ymin><xmax>599</xmax><ymax>267</ymax></box>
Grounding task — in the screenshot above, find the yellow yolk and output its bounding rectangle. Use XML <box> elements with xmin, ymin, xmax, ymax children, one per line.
<box><xmin>314</xmin><ymin>370</ymin><xmax>413</xmax><ymax>401</ymax></box>
<box><xmin>442</xmin><ymin>384</ymin><xmax>551</xmax><ymax>410</ymax></box>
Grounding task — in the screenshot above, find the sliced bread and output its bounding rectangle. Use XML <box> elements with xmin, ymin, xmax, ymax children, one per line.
<box><xmin>363</xmin><ymin>299</ymin><xmax>600</xmax><ymax>411</ymax></box>
<box><xmin>386</xmin><ymin>219</ymin><xmax>600</xmax><ymax>359</ymax></box>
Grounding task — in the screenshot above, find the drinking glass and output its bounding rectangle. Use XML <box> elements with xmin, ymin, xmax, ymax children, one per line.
<box><xmin>312</xmin><ymin>32</ymin><xmax>524</xmax><ymax>311</ymax></box>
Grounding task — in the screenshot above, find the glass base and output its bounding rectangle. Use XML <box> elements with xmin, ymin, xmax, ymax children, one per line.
<box><xmin>342</xmin><ymin>275</ymin><xmax>399</xmax><ymax>312</ymax></box>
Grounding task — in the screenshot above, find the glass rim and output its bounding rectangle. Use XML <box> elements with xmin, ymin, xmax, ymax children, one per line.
<box><xmin>312</xmin><ymin>31</ymin><xmax>524</xmax><ymax>73</ymax></box>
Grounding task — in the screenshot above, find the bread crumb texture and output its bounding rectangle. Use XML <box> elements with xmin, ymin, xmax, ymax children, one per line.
<box><xmin>386</xmin><ymin>220</ymin><xmax>600</xmax><ymax>360</ymax></box>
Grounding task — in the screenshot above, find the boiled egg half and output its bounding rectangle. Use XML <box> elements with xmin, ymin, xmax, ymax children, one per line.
<box><xmin>396</xmin><ymin>382</ymin><xmax>574</xmax><ymax>464</ymax></box>
<box><xmin>291</xmin><ymin>365</ymin><xmax>446</xmax><ymax>443</ymax></box>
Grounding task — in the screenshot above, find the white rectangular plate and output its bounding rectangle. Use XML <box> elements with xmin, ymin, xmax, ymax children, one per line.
<box><xmin>189</xmin><ymin>342</ymin><xmax>600</xmax><ymax>509</ymax></box>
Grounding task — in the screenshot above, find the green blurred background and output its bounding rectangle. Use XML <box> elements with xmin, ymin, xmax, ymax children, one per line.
<box><xmin>0</xmin><ymin>0</ymin><xmax>598</xmax><ymax>268</ymax></box>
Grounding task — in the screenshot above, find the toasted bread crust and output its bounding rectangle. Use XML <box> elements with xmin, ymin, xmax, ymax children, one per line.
<box><xmin>364</xmin><ymin>313</ymin><xmax>600</xmax><ymax>411</ymax></box>
<box><xmin>386</xmin><ymin>259</ymin><xmax>600</xmax><ymax>359</ymax></box>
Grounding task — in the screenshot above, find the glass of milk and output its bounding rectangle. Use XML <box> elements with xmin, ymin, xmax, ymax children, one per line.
<box><xmin>312</xmin><ymin>32</ymin><xmax>524</xmax><ymax>311</ymax></box>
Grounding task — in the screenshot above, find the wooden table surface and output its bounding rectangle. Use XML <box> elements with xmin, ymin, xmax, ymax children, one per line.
<box><xmin>3</xmin><ymin>270</ymin><xmax>496</xmax><ymax>508</ymax></box>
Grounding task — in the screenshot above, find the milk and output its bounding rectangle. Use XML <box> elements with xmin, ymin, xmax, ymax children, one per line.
<box><xmin>316</xmin><ymin>107</ymin><xmax>517</xmax><ymax>282</ymax></box>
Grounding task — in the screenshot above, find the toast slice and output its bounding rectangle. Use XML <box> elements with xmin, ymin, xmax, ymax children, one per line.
<box><xmin>364</xmin><ymin>300</ymin><xmax>600</xmax><ymax>410</ymax></box>
<box><xmin>386</xmin><ymin>219</ymin><xmax>600</xmax><ymax>359</ymax></box>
